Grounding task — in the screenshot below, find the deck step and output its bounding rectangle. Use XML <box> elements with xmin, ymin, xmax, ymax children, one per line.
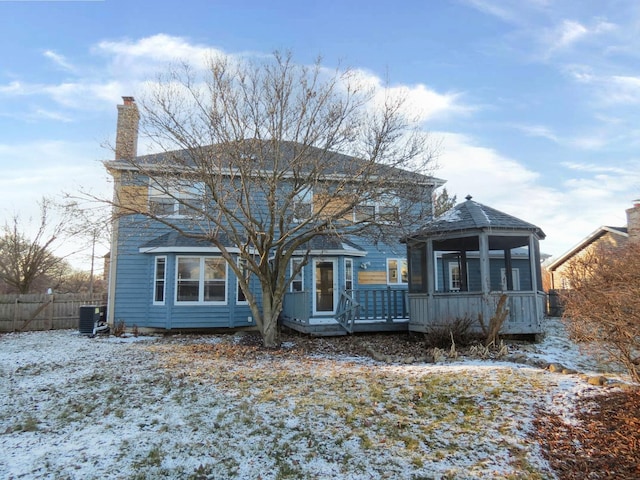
<box><xmin>281</xmin><ymin>318</ymin><xmax>409</xmax><ymax>336</ymax></box>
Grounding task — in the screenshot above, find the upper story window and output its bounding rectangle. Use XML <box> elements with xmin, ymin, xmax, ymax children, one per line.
<box><xmin>354</xmin><ymin>204</ymin><xmax>376</xmax><ymax>223</ymax></box>
<box><xmin>292</xmin><ymin>187</ymin><xmax>313</xmax><ymax>222</ymax></box>
<box><xmin>149</xmin><ymin>180</ymin><xmax>205</xmax><ymax>217</ymax></box>
<box><xmin>387</xmin><ymin>258</ymin><xmax>408</xmax><ymax>284</ymax></box>
<box><xmin>353</xmin><ymin>196</ymin><xmax>400</xmax><ymax>224</ymax></box>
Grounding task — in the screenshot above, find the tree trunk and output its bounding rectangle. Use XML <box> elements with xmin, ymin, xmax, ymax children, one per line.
<box><xmin>261</xmin><ymin>286</ymin><xmax>281</xmax><ymax>348</ymax></box>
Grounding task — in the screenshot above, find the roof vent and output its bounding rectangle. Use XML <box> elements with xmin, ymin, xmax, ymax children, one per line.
<box><xmin>465</xmin><ymin>194</ymin><xmax>472</xmax><ymax>201</ymax></box>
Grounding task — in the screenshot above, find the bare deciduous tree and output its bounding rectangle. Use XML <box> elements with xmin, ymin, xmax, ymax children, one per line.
<box><xmin>60</xmin><ymin>199</ymin><xmax>112</xmax><ymax>295</ymax></box>
<box><xmin>107</xmin><ymin>52</ymin><xmax>439</xmax><ymax>347</ymax></box>
<box><xmin>0</xmin><ymin>199</ymin><xmax>71</xmax><ymax>294</ymax></box>
<box><xmin>561</xmin><ymin>241</ymin><xmax>640</xmax><ymax>382</ymax></box>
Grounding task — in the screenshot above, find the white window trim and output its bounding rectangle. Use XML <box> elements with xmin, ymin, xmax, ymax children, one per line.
<box><xmin>153</xmin><ymin>256</ymin><xmax>167</xmax><ymax>305</ymax></box>
<box><xmin>149</xmin><ymin>180</ymin><xmax>205</xmax><ymax>218</ymax></box>
<box><xmin>175</xmin><ymin>256</ymin><xmax>228</xmax><ymax>305</ymax></box>
<box><xmin>353</xmin><ymin>198</ymin><xmax>400</xmax><ymax>224</ymax></box>
<box><xmin>292</xmin><ymin>187</ymin><xmax>313</xmax><ymax>223</ymax></box>
<box><xmin>312</xmin><ymin>258</ymin><xmax>338</xmax><ymax>315</ymax></box>
<box><xmin>290</xmin><ymin>257</ymin><xmax>305</xmax><ymax>293</ymax></box>
<box><xmin>500</xmin><ymin>268</ymin><xmax>521</xmax><ymax>291</ymax></box>
<box><xmin>386</xmin><ymin>258</ymin><xmax>408</xmax><ymax>285</ymax></box>
<box><xmin>448</xmin><ymin>262</ymin><xmax>461</xmax><ymax>292</ymax></box>
<box><xmin>344</xmin><ymin>258</ymin><xmax>354</xmax><ymax>291</ymax></box>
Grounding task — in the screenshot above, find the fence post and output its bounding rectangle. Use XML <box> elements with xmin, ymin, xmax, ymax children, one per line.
<box><xmin>48</xmin><ymin>295</ymin><xmax>55</xmax><ymax>330</ymax></box>
<box><xmin>13</xmin><ymin>297</ymin><xmax>20</xmax><ymax>332</ymax></box>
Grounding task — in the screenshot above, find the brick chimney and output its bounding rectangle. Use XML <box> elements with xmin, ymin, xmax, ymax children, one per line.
<box><xmin>115</xmin><ymin>96</ymin><xmax>139</xmax><ymax>160</ymax></box>
<box><xmin>626</xmin><ymin>199</ymin><xmax>640</xmax><ymax>243</ymax></box>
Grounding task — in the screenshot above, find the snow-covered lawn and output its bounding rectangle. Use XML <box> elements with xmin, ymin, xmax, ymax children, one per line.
<box><xmin>0</xmin><ymin>319</ymin><xmax>629</xmax><ymax>479</ymax></box>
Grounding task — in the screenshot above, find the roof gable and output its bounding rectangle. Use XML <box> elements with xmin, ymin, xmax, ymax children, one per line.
<box><xmin>546</xmin><ymin>225</ymin><xmax>628</xmax><ymax>271</ymax></box>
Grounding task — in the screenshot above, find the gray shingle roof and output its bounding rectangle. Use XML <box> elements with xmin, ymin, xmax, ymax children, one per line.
<box><xmin>409</xmin><ymin>196</ymin><xmax>545</xmax><ymax>239</ymax></box>
<box><xmin>305</xmin><ymin>235</ymin><xmax>366</xmax><ymax>252</ymax></box>
<box><xmin>107</xmin><ymin>139</ymin><xmax>445</xmax><ymax>187</ymax></box>
<box><xmin>139</xmin><ymin>231</ymin><xmax>231</xmax><ymax>250</ymax></box>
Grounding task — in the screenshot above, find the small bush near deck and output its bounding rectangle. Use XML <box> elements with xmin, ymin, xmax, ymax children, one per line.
<box><xmin>424</xmin><ymin>316</ymin><xmax>477</xmax><ymax>349</ymax></box>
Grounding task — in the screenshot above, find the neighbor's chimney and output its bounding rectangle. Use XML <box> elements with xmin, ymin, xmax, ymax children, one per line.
<box><xmin>626</xmin><ymin>199</ymin><xmax>640</xmax><ymax>243</ymax></box>
<box><xmin>115</xmin><ymin>96</ymin><xmax>139</xmax><ymax>160</ymax></box>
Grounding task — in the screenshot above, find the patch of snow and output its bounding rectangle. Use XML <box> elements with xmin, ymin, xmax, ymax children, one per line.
<box><xmin>0</xmin><ymin>324</ymin><xmax>631</xmax><ymax>479</ymax></box>
<box><xmin>435</xmin><ymin>208</ymin><xmax>461</xmax><ymax>223</ymax></box>
<box><xmin>476</xmin><ymin>203</ymin><xmax>491</xmax><ymax>224</ymax></box>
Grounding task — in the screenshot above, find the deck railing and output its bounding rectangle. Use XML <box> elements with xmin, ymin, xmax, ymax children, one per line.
<box><xmin>283</xmin><ymin>287</ymin><xmax>409</xmax><ymax>331</ymax></box>
<box><xmin>408</xmin><ymin>290</ymin><xmax>545</xmax><ymax>334</ymax></box>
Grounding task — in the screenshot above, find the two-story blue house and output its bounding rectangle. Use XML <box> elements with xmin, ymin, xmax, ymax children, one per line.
<box><xmin>105</xmin><ymin>97</ymin><xmax>444</xmax><ymax>336</ymax></box>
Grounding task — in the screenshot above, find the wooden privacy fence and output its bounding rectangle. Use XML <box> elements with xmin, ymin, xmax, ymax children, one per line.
<box><xmin>0</xmin><ymin>293</ymin><xmax>107</xmax><ymax>333</ymax></box>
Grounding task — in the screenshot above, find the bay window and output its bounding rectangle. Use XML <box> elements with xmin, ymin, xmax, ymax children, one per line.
<box><xmin>176</xmin><ymin>256</ymin><xmax>227</xmax><ymax>304</ymax></box>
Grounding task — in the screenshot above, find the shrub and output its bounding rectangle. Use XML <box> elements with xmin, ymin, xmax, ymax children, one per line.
<box><xmin>113</xmin><ymin>319</ymin><xmax>126</xmax><ymax>337</ymax></box>
<box><xmin>424</xmin><ymin>316</ymin><xmax>476</xmax><ymax>349</ymax></box>
<box><xmin>561</xmin><ymin>241</ymin><xmax>640</xmax><ymax>382</ymax></box>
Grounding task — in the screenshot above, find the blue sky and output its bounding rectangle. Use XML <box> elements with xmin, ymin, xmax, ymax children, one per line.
<box><xmin>1</xmin><ymin>0</ymin><xmax>639</xmax><ymax>270</ymax></box>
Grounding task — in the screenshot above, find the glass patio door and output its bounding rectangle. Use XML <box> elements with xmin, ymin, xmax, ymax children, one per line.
<box><xmin>314</xmin><ymin>259</ymin><xmax>337</xmax><ymax>314</ymax></box>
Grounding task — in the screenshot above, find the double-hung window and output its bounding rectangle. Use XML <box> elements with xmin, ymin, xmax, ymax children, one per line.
<box><xmin>344</xmin><ymin>258</ymin><xmax>354</xmax><ymax>291</ymax></box>
<box><xmin>290</xmin><ymin>257</ymin><xmax>304</xmax><ymax>292</ymax></box>
<box><xmin>176</xmin><ymin>256</ymin><xmax>227</xmax><ymax>304</ymax></box>
<box><xmin>153</xmin><ymin>256</ymin><xmax>166</xmax><ymax>304</ymax></box>
<box><xmin>149</xmin><ymin>180</ymin><xmax>205</xmax><ymax>217</ymax></box>
<box><xmin>387</xmin><ymin>258</ymin><xmax>408</xmax><ymax>285</ymax></box>
<box><xmin>292</xmin><ymin>187</ymin><xmax>313</xmax><ymax>222</ymax></box>
<box><xmin>353</xmin><ymin>197</ymin><xmax>400</xmax><ymax>224</ymax></box>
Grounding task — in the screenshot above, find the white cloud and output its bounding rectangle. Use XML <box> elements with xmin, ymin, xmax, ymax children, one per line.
<box><xmin>43</xmin><ymin>50</ymin><xmax>76</xmax><ymax>72</ymax></box>
<box><xmin>514</xmin><ymin>124</ymin><xmax>559</xmax><ymax>142</ymax></box>
<box><xmin>95</xmin><ymin>34</ymin><xmax>225</xmax><ymax>75</ymax></box>
<box><xmin>565</xmin><ymin>68</ymin><xmax>640</xmax><ymax>105</ymax></box>
<box><xmin>0</xmin><ymin>80</ymin><xmax>28</xmax><ymax>95</ymax></box>
<box><xmin>542</xmin><ymin>19</ymin><xmax>617</xmax><ymax>58</ymax></box>
<box><xmin>556</xmin><ymin>20</ymin><xmax>589</xmax><ymax>48</ymax></box>
<box><xmin>461</xmin><ymin>0</ymin><xmax>519</xmax><ymax>23</ymax></box>
<box><xmin>349</xmin><ymin>68</ymin><xmax>473</xmax><ymax>123</ymax></box>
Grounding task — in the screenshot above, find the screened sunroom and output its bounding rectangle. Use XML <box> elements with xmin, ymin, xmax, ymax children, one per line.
<box><xmin>404</xmin><ymin>196</ymin><xmax>546</xmax><ymax>336</ymax></box>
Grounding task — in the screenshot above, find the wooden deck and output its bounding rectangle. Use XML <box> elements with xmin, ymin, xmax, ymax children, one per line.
<box><xmin>281</xmin><ymin>288</ymin><xmax>409</xmax><ymax>336</ymax></box>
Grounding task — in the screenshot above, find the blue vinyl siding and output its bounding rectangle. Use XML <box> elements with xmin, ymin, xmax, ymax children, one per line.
<box><xmin>111</xmin><ymin>172</ymin><xmax>432</xmax><ymax>330</ymax></box>
<box><xmin>112</xmin><ymin>215</ymin><xmax>259</xmax><ymax>329</ymax></box>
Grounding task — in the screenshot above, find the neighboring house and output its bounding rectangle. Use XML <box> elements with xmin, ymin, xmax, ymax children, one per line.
<box><xmin>404</xmin><ymin>196</ymin><xmax>546</xmax><ymax>337</ymax></box>
<box><xmin>546</xmin><ymin>201</ymin><xmax>640</xmax><ymax>291</ymax></box>
<box><xmin>105</xmin><ymin>97</ymin><xmax>444</xmax><ymax>335</ymax></box>
<box><xmin>546</xmin><ymin>226</ymin><xmax>628</xmax><ymax>290</ymax></box>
